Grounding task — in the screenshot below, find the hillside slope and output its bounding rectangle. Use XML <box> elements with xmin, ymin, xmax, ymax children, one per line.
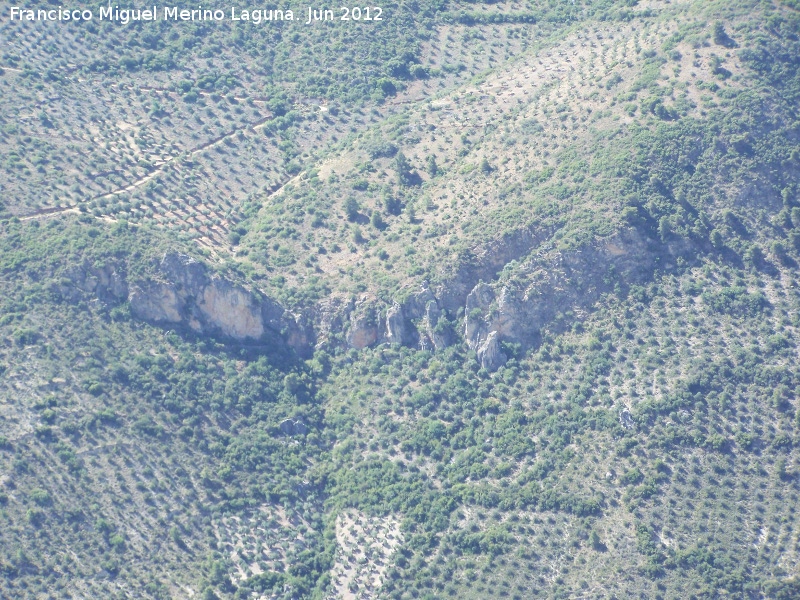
<box><xmin>2</xmin><ymin>0</ymin><xmax>800</xmax><ymax>599</ymax></box>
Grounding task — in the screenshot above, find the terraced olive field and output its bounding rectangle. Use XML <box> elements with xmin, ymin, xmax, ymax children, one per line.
<box><xmin>1</xmin><ymin>0</ymin><xmax>800</xmax><ymax>599</ymax></box>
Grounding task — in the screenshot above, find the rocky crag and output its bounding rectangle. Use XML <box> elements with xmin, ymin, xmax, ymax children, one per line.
<box><xmin>59</xmin><ymin>225</ymin><xmax>697</xmax><ymax>369</ymax></box>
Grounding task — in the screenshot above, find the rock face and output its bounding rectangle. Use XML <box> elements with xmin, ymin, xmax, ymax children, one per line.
<box><xmin>449</xmin><ymin>227</ymin><xmax>693</xmax><ymax>369</ymax></box>
<box><xmin>434</xmin><ymin>228</ymin><xmax>545</xmax><ymax>313</ymax></box>
<box><xmin>61</xmin><ymin>222</ymin><xmax>691</xmax><ymax>373</ymax></box>
<box><xmin>464</xmin><ymin>282</ymin><xmax>495</xmax><ymax>351</ymax></box>
<box><xmin>285</xmin><ymin>312</ymin><xmax>314</xmax><ymax>353</ymax></box>
<box><xmin>129</xmin><ymin>253</ymin><xmax>268</xmax><ymax>341</ymax></box>
<box><xmin>60</xmin><ymin>262</ymin><xmax>128</xmax><ymax>304</ymax></box>
<box><xmin>477</xmin><ymin>331</ymin><xmax>506</xmax><ymax>371</ymax></box>
<box><xmin>125</xmin><ymin>253</ymin><xmax>307</xmax><ymax>352</ymax></box>
<box><xmin>423</xmin><ymin>300</ymin><xmax>452</xmax><ymax>351</ymax></box>
<box><xmin>380</xmin><ymin>286</ymin><xmax>451</xmax><ymax>350</ymax></box>
<box><xmin>385</xmin><ymin>304</ymin><xmax>406</xmax><ymax>345</ymax></box>
<box><xmin>128</xmin><ymin>281</ymin><xmax>182</xmax><ymax>323</ymax></box>
<box><xmin>347</xmin><ymin>300</ymin><xmax>381</xmax><ymax>349</ymax></box>
<box><xmin>197</xmin><ymin>277</ymin><xmax>264</xmax><ymax>339</ymax></box>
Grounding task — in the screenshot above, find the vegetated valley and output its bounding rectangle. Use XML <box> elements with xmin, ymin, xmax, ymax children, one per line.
<box><xmin>1</xmin><ymin>0</ymin><xmax>800</xmax><ymax>598</ymax></box>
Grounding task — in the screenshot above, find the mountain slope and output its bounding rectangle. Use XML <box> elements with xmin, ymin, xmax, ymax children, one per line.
<box><xmin>1</xmin><ymin>1</ymin><xmax>800</xmax><ymax>599</ymax></box>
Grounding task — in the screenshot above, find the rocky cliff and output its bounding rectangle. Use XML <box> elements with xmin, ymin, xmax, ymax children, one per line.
<box><xmin>61</xmin><ymin>252</ymin><xmax>308</xmax><ymax>354</ymax></box>
<box><xmin>59</xmin><ymin>261</ymin><xmax>129</xmax><ymax>304</ymax></box>
<box><xmin>128</xmin><ymin>253</ymin><xmax>281</xmax><ymax>341</ymax></box>
<box><xmin>60</xmin><ymin>224</ymin><xmax>696</xmax><ymax>370</ymax></box>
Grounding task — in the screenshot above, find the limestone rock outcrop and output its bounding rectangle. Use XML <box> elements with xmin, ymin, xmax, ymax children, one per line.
<box><xmin>280</xmin><ymin>418</ymin><xmax>308</xmax><ymax>436</ymax></box>
<box><xmin>477</xmin><ymin>331</ymin><xmax>506</xmax><ymax>371</ymax></box>
<box><xmin>347</xmin><ymin>300</ymin><xmax>381</xmax><ymax>349</ymax></box>
<box><xmin>385</xmin><ymin>303</ymin><xmax>406</xmax><ymax>345</ymax></box>
<box><xmin>128</xmin><ymin>281</ymin><xmax>182</xmax><ymax>324</ymax></box>
<box><xmin>423</xmin><ymin>300</ymin><xmax>452</xmax><ymax>351</ymax></box>
<box><xmin>452</xmin><ymin>226</ymin><xmax>695</xmax><ymax>370</ymax></box>
<box><xmin>196</xmin><ymin>277</ymin><xmax>264</xmax><ymax>339</ymax></box>
<box><xmin>129</xmin><ymin>253</ymin><xmax>266</xmax><ymax>341</ymax></box>
<box><xmin>59</xmin><ymin>222</ymin><xmax>694</xmax><ymax>374</ymax></box>
<box><xmin>60</xmin><ymin>262</ymin><xmax>128</xmax><ymax>304</ymax></box>
<box><xmin>126</xmin><ymin>253</ymin><xmax>306</xmax><ymax>352</ymax></box>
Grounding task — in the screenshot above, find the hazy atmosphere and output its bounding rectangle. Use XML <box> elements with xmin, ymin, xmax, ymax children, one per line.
<box><xmin>1</xmin><ymin>0</ymin><xmax>800</xmax><ymax>598</ymax></box>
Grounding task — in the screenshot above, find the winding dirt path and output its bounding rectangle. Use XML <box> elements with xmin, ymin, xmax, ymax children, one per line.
<box><xmin>19</xmin><ymin>112</ymin><xmax>275</xmax><ymax>222</ymax></box>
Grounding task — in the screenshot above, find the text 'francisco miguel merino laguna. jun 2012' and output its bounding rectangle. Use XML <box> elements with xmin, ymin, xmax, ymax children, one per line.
<box><xmin>8</xmin><ymin>5</ymin><xmax>383</xmax><ymax>24</ymax></box>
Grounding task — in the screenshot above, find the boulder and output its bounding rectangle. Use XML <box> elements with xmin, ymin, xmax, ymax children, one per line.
<box><xmin>279</xmin><ymin>419</ymin><xmax>308</xmax><ymax>436</ymax></box>
<box><xmin>619</xmin><ymin>409</ymin><xmax>635</xmax><ymax>430</ymax></box>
